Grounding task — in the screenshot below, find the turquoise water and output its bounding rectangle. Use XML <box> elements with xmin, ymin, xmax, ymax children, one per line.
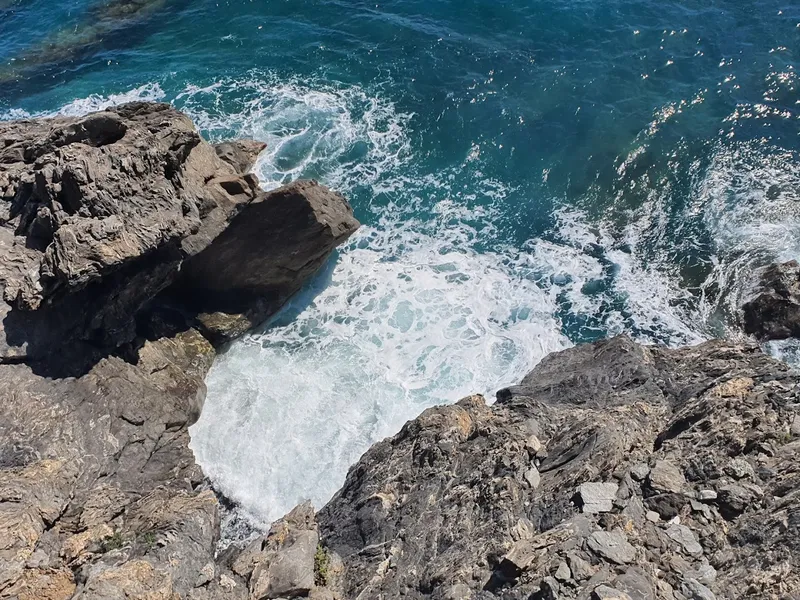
<box><xmin>2</xmin><ymin>0</ymin><xmax>799</xmax><ymax>524</ymax></box>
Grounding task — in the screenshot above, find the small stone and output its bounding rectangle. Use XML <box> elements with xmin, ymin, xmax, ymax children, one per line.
<box><xmin>525</xmin><ymin>467</ymin><xmax>541</xmax><ymax>489</ymax></box>
<box><xmin>579</xmin><ymin>482</ymin><xmax>619</xmax><ymax>513</ymax></box>
<box><xmin>195</xmin><ymin>562</ymin><xmax>215</xmax><ymax>588</ymax></box>
<box><xmin>554</xmin><ymin>561</ymin><xmax>571</xmax><ymax>582</ymax></box>
<box><xmin>587</xmin><ymin>529</ymin><xmax>637</xmax><ymax>564</ymax></box>
<box><xmin>219</xmin><ymin>574</ymin><xmax>237</xmax><ymax>590</ymax></box>
<box><xmin>698</xmin><ymin>490</ymin><xmax>717</xmax><ymax>502</ymax></box>
<box><xmin>717</xmin><ymin>484</ymin><xmax>760</xmax><ymax>518</ymax></box>
<box><xmin>682</xmin><ymin>578</ymin><xmax>716</xmax><ymax>600</ymax></box>
<box><xmin>526</xmin><ymin>435</ymin><xmax>543</xmax><ymax>454</ymax></box>
<box><xmin>646</xmin><ymin>510</ymin><xmax>660</xmax><ymax>523</ymax></box>
<box><xmin>567</xmin><ymin>552</ymin><xmax>595</xmax><ymax>581</ymax></box>
<box><xmin>645</xmin><ymin>492</ymin><xmax>686</xmax><ymax>520</ymax></box>
<box><xmin>592</xmin><ymin>584</ymin><xmax>633</xmax><ymax>600</ymax></box>
<box><xmin>791</xmin><ymin>414</ymin><xmax>800</xmax><ymax>437</ymax></box>
<box><xmin>539</xmin><ymin>577</ymin><xmax>560</xmax><ymax>600</ymax></box>
<box><xmin>724</xmin><ymin>458</ymin><xmax>755</xmax><ymax>480</ymax></box>
<box><xmin>665</xmin><ymin>523</ymin><xmax>703</xmax><ymax>557</ymax></box>
<box><xmin>630</xmin><ymin>463</ymin><xmax>651</xmax><ymax>481</ymax></box>
<box><xmin>648</xmin><ymin>460</ymin><xmax>686</xmax><ymax>494</ymax></box>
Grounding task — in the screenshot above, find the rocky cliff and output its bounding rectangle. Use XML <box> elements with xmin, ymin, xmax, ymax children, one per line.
<box><xmin>0</xmin><ymin>104</ymin><xmax>798</xmax><ymax>600</ymax></box>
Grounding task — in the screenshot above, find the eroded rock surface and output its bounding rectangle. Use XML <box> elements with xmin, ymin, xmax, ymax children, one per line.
<box><xmin>317</xmin><ymin>336</ymin><xmax>800</xmax><ymax>600</ymax></box>
<box><xmin>0</xmin><ymin>103</ymin><xmax>359</xmax><ymax>600</ymax></box>
<box><xmin>742</xmin><ymin>260</ymin><xmax>800</xmax><ymax>341</ymax></box>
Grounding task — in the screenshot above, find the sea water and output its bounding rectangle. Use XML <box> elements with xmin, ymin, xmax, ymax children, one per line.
<box><xmin>1</xmin><ymin>0</ymin><xmax>798</xmax><ymax>526</ymax></box>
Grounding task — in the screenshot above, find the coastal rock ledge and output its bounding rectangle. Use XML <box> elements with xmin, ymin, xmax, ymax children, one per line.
<box><xmin>0</xmin><ymin>104</ymin><xmax>798</xmax><ymax>600</ymax></box>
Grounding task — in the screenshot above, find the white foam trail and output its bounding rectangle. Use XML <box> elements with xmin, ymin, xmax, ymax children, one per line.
<box><xmin>0</xmin><ymin>83</ymin><xmax>166</xmax><ymax>120</ymax></box>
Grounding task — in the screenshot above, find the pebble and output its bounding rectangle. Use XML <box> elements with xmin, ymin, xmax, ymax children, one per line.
<box><xmin>646</xmin><ymin>510</ymin><xmax>661</xmax><ymax>523</ymax></box>
<box><xmin>698</xmin><ymin>490</ymin><xmax>717</xmax><ymax>502</ymax></box>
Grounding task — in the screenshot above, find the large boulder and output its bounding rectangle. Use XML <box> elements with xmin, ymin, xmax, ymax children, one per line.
<box><xmin>0</xmin><ymin>102</ymin><xmax>262</xmax><ymax>359</ymax></box>
<box><xmin>741</xmin><ymin>260</ymin><xmax>800</xmax><ymax>341</ymax></box>
<box><xmin>172</xmin><ymin>180</ymin><xmax>359</xmax><ymax>344</ymax></box>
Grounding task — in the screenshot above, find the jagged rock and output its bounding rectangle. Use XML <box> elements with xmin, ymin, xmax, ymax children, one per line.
<box><xmin>630</xmin><ymin>463</ymin><xmax>650</xmax><ymax>481</ymax></box>
<box><xmin>665</xmin><ymin>524</ymin><xmax>704</xmax><ymax>557</ymax></box>
<box><xmin>554</xmin><ymin>561</ymin><xmax>571</xmax><ymax>582</ymax></box>
<box><xmin>173</xmin><ymin>180</ymin><xmax>359</xmax><ymax>344</ymax></box>
<box><xmin>741</xmin><ymin>260</ymin><xmax>800</xmax><ymax>340</ymax></box>
<box><xmin>592</xmin><ymin>584</ymin><xmax>633</xmax><ymax>600</ymax></box>
<box><xmin>0</xmin><ymin>105</ymin><xmax>357</xmax><ymax>600</ymax></box>
<box><xmin>578</xmin><ymin>482</ymin><xmax>619</xmax><ymax>513</ymax></box>
<box><xmin>318</xmin><ymin>336</ymin><xmax>800</xmax><ymax>599</ymax></box>
<box><xmin>648</xmin><ymin>460</ymin><xmax>687</xmax><ymax>495</ymax></box>
<box><xmin>682</xmin><ymin>578</ymin><xmax>717</xmax><ymax>600</ymax></box>
<box><xmin>0</xmin><ymin>102</ymin><xmax>262</xmax><ymax>358</ymax></box>
<box><xmin>247</xmin><ymin>502</ymin><xmax>319</xmax><ymax>600</ymax></box>
<box><xmin>587</xmin><ymin>530</ymin><xmax>637</xmax><ymax>565</ymax></box>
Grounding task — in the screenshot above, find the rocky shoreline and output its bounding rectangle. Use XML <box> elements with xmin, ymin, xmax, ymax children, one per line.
<box><xmin>0</xmin><ymin>104</ymin><xmax>798</xmax><ymax>600</ymax></box>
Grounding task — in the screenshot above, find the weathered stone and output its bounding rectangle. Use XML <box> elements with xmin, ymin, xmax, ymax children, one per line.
<box><xmin>579</xmin><ymin>482</ymin><xmax>619</xmax><ymax>513</ymax></box>
<box><xmin>724</xmin><ymin>458</ymin><xmax>755</xmax><ymax>480</ymax></box>
<box><xmin>250</xmin><ymin>529</ymin><xmax>317</xmax><ymax>599</ymax></box>
<box><xmin>698</xmin><ymin>490</ymin><xmax>717</xmax><ymax>502</ymax></box>
<box><xmin>0</xmin><ymin>103</ymin><xmax>262</xmax><ymax>358</ymax></box>
<box><xmin>567</xmin><ymin>552</ymin><xmax>595</xmax><ymax>582</ymax></box>
<box><xmin>630</xmin><ymin>463</ymin><xmax>651</xmax><ymax>481</ymax></box>
<box><xmin>554</xmin><ymin>561</ymin><xmax>571</xmax><ymax>582</ymax></box>
<box><xmin>587</xmin><ymin>530</ymin><xmax>637</xmax><ymax>565</ymax></box>
<box><xmin>648</xmin><ymin>460</ymin><xmax>686</xmax><ymax>495</ymax></box>
<box><xmin>592</xmin><ymin>584</ymin><xmax>633</xmax><ymax>600</ymax></box>
<box><xmin>665</xmin><ymin>524</ymin><xmax>703</xmax><ymax>557</ymax></box>
<box><xmin>741</xmin><ymin>260</ymin><xmax>800</xmax><ymax>340</ymax></box>
<box><xmin>682</xmin><ymin>578</ymin><xmax>717</xmax><ymax>600</ymax></box>
<box><xmin>525</xmin><ymin>466</ymin><xmax>542</xmax><ymax>489</ymax></box>
<box><xmin>0</xmin><ymin>105</ymin><xmax>359</xmax><ymax>600</ymax></box>
<box><xmin>716</xmin><ymin>484</ymin><xmax>759</xmax><ymax>519</ymax></box>
<box><xmin>174</xmin><ymin>180</ymin><xmax>359</xmax><ymax>344</ymax></box>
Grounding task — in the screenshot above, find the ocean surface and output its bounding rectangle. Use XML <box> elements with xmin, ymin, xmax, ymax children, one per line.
<box><xmin>2</xmin><ymin>0</ymin><xmax>799</xmax><ymax>528</ymax></box>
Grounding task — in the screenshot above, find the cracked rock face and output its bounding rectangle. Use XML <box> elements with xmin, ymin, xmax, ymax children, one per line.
<box><xmin>0</xmin><ymin>104</ymin><xmax>359</xmax><ymax>600</ymax></box>
<box><xmin>742</xmin><ymin>260</ymin><xmax>800</xmax><ymax>341</ymax></box>
<box><xmin>317</xmin><ymin>336</ymin><xmax>800</xmax><ymax>600</ymax></box>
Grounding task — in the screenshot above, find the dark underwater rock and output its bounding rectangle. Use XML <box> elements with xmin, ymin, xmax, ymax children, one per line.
<box><xmin>742</xmin><ymin>260</ymin><xmax>800</xmax><ymax>341</ymax></box>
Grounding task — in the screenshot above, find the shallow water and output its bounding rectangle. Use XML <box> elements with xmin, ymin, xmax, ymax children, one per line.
<box><xmin>2</xmin><ymin>0</ymin><xmax>798</xmax><ymax>526</ymax></box>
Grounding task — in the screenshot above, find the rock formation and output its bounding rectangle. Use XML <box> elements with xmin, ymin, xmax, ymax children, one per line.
<box><xmin>317</xmin><ymin>336</ymin><xmax>800</xmax><ymax>599</ymax></box>
<box><xmin>742</xmin><ymin>260</ymin><xmax>800</xmax><ymax>341</ymax></box>
<box><xmin>1</xmin><ymin>103</ymin><xmax>798</xmax><ymax>600</ymax></box>
<box><xmin>0</xmin><ymin>103</ymin><xmax>359</xmax><ymax>599</ymax></box>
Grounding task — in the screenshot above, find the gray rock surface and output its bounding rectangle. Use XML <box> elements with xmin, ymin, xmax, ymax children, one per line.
<box><xmin>741</xmin><ymin>260</ymin><xmax>800</xmax><ymax>340</ymax></box>
<box><xmin>318</xmin><ymin>336</ymin><xmax>800</xmax><ymax>599</ymax></box>
<box><xmin>579</xmin><ymin>482</ymin><xmax>619</xmax><ymax>513</ymax></box>
<box><xmin>0</xmin><ymin>104</ymin><xmax>359</xmax><ymax>600</ymax></box>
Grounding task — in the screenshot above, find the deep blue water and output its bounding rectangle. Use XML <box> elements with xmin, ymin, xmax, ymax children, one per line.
<box><xmin>2</xmin><ymin>0</ymin><xmax>799</xmax><ymax>523</ymax></box>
